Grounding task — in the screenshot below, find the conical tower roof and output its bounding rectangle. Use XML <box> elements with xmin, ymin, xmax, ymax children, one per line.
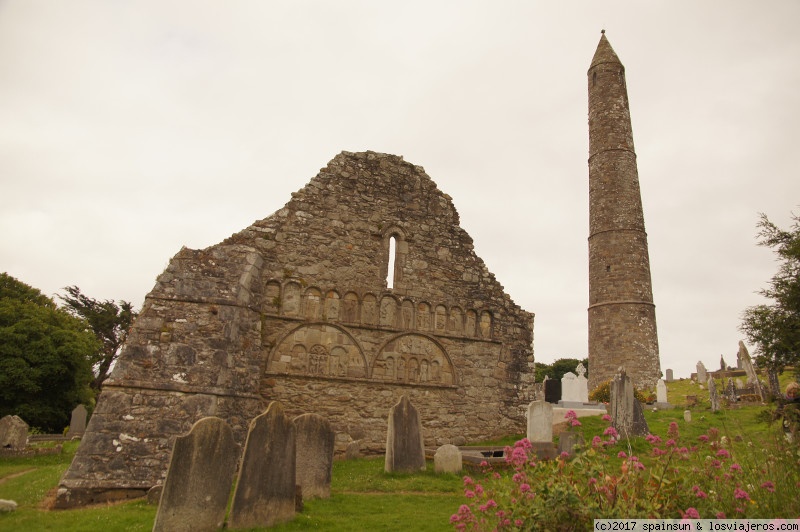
<box><xmin>589</xmin><ymin>31</ymin><xmax>622</xmax><ymax>70</ymax></box>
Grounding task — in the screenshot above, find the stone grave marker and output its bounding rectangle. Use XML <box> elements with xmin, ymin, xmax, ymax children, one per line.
<box><xmin>293</xmin><ymin>413</ymin><xmax>334</xmax><ymax>500</ymax></box>
<box><xmin>575</xmin><ymin>363</ymin><xmax>589</xmax><ymax>402</ymax></box>
<box><xmin>544</xmin><ymin>379</ymin><xmax>561</xmax><ymax>404</ymax></box>
<box><xmin>66</xmin><ymin>405</ymin><xmax>88</xmax><ymax>439</ymax></box>
<box><xmin>345</xmin><ymin>440</ymin><xmax>361</xmax><ymax>460</ymax></box>
<box><xmin>610</xmin><ymin>369</ymin><xmax>649</xmax><ymax>438</ymax></box>
<box><xmin>560</xmin><ymin>372</ymin><xmax>579</xmax><ymax>402</ymax></box>
<box><xmin>665</xmin><ymin>369</ymin><xmax>674</xmax><ymax>382</ymax></box>
<box><xmin>684</xmin><ymin>410</ymin><xmax>692</xmax><ymax>422</ymax></box>
<box><xmin>708</xmin><ymin>378</ymin><xmax>720</xmax><ymax>412</ymax></box>
<box><xmin>0</xmin><ymin>415</ymin><xmax>28</xmax><ymax>450</ymax></box>
<box><xmin>152</xmin><ymin>417</ymin><xmax>239</xmax><ymax>532</ymax></box>
<box><xmin>696</xmin><ymin>361</ymin><xmax>708</xmax><ymax>384</ymax></box>
<box><xmin>229</xmin><ymin>401</ymin><xmax>296</xmax><ymax>529</ymax></box>
<box><xmin>656</xmin><ymin>379</ymin><xmax>667</xmax><ymax>403</ymax></box>
<box><xmin>557</xmin><ymin>431</ymin><xmax>584</xmax><ymax>457</ymax></box>
<box><xmin>726</xmin><ymin>378</ymin><xmax>737</xmax><ymax>403</ymax></box>
<box><xmin>526</xmin><ymin>400</ymin><xmax>553</xmax><ymax>443</ymax></box>
<box><xmin>384</xmin><ymin>395</ymin><xmax>425</xmax><ymax>473</ymax></box>
<box><xmin>720</xmin><ymin>355</ymin><xmax>727</xmax><ymax>371</ymax></box>
<box><xmin>738</xmin><ymin>341</ymin><xmax>763</xmax><ymax>401</ymax></box>
<box><xmin>735</xmin><ymin>378</ymin><xmax>745</xmax><ymax>389</ymax></box>
<box><xmin>434</xmin><ymin>444</ymin><xmax>462</xmax><ymax>474</ymax></box>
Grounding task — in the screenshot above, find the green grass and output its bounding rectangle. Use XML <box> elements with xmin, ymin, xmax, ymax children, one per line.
<box><xmin>1</xmin><ymin>397</ymin><xmax>796</xmax><ymax>531</ymax></box>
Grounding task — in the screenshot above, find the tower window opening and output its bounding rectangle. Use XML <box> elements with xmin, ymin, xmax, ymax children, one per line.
<box><xmin>387</xmin><ymin>235</ymin><xmax>397</xmax><ymax>289</ymax></box>
<box><xmin>593</xmin><ymin>71</ymin><xmax>597</xmax><ymax>86</ymax></box>
<box><xmin>606</xmin><ymin>265</ymin><xmax>611</xmax><ymax>272</ymax></box>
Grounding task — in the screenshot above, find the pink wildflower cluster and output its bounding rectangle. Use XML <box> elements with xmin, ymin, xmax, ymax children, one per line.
<box><xmin>564</xmin><ymin>409</ymin><xmax>582</xmax><ymax>427</ymax></box>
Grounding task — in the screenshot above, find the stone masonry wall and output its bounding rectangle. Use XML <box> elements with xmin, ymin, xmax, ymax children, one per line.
<box><xmin>56</xmin><ymin>151</ymin><xmax>534</xmax><ymax>507</ymax></box>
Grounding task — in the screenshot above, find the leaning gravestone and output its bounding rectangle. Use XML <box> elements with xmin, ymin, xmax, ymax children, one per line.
<box><xmin>229</xmin><ymin>401</ymin><xmax>296</xmax><ymax>529</ymax></box>
<box><xmin>526</xmin><ymin>400</ymin><xmax>553</xmax><ymax>443</ymax></box>
<box><xmin>0</xmin><ymin>415</ymin><xmax>28</xmax><ymax>450</ymax></box>
<box><xmin>153</xmin><ymin>417</ymin><xmax>239</xmax><ymax>532</ymax></box>
<box><xmin>708</xmin><ymin>378</ymin><xmax>720</xmax><ymax>413</ymax></box>
<box><xmin>294</xmin><ymin>413</ymin><xmax>334</xmax><ymax>499</ymax></box>
<box><xmin>696</xmin><ymin>361</ymin><xmax>708</xmax><ymax>384</ymax></box>
<box><xmin>738</xmin><ymin>341</ymin><xmax>764</xmax><ymax>401</ymax></box>
<box><xmin>610</xmin><ymin>369</ymin><xmax>649</xmax><ymax>438</ymax></box>
<box><xmin>66</xmin><ymin>405</ymin><xmax>88</xmax><ymax>439</ymax></box>
<box><xmin>385</xmin><ymin>395</ymin><xmax>426</xmax><ymax>473</ymax></box>
<box><xmin>434</xmin><ymin>444</ymin><xmax>462</xmax><ymax>474</ymax></box>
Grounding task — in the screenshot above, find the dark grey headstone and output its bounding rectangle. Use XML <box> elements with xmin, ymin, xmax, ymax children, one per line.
<box><xmin>544</xmin><ymin>379</ymin><xmax>562</xmax><ymax>404</ymax></box>
<box><xmin>66</xmin><ymin>405</ymin><xmax>88</xmax><ymax>439</ymax></box>
<box><xmin>0</xmin><ymin>415</ymin><xmax>28</xmax><ymax>449</ymax></box>
<box><xmin>384</xmin><ymin>395</ymin><xmax>425</xmax><ymax>473</ymax></box>
<box><xmin>557</xmin><ymin>431</ymin><xmax>584</xmax><ymax>457</ymax></box>
<box><xmin>665</xmin><ymin>369</ymin><xmax>674</xmax><ymax>382</ymax></box>
<box><xmin>229</xmin><ymin>401</ymin><xmax>296</xmax><ymax>529</ymax></box>
<box><xmin>610</xmin><ymin>369</ymin><xmax>649</xmax><ymax>438</ymax></box>
<box><xmin>294</xmin><ymin>413</ymin><xmax>334</xmax><ymax>499</ymax></box>
<box><xmin>152</xmin><ymin>417</ymin><xmax>239</xmax><ymax>532</ymax></box>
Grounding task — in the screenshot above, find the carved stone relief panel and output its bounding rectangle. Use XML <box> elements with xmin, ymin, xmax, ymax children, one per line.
<box><xmin>449</xmin><ymin>307</ymin><xmax>464</xmax><ymax>335</ymax></box>
<box><xmin>324</xmin><ymin>291</ymin><xmax>340</xmax><ymax>321</ymax></box>
<box><xmin>268</xmin><ymin>324</ymin><xmax>367</xmax><ymax>378</ymax></box>
<box><xmin>362</xmin><ymin>294</ymin><xmax>377</xmax><ymax>326</ymax></box>
<box><xmin>417</xmin><ymin>302</ymin><xmax>431</xmax><ymax>332</ymax></box>
<box><xmin>465</xmin><ymin>310</ymin><xmax>477</xmax><ymax>337</ymax></box>
<box><xmin>342</xmin><ymin>292</ymin><xmax>359</xmax><ymax>323</ymax></box>
<box><xmin>372</xmin><ymin>333</ymin><xmax>455</xmax><ymax>385</ymax></box>
<box><xmin>379</xmin><ymin>295</ymin><xmax>399</xmax><ymax>328</ymax></box>
<box><xmin>401</xmin><ymin>300</ymin><xmax>414</xmax><ymax>329</ymax></box>
<box><xmin>434</xmin><ymin>305</ymin><xmax>447</xmax><ymax>333</ymax></box>
<box><xmin>304</xmin><ymin>288</ymin><xmax>322</xmax><ymax>320</ymax></box>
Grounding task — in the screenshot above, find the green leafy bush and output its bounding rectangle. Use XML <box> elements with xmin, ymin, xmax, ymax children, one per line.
<box><xmin>589</xmin><ymin>379</ymin><xmax>652</xmax><ymax>403</ymax></box>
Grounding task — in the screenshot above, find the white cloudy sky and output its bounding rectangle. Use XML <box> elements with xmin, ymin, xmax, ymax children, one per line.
<box><xmin>1</xmin><ymin>1</ymin><xmax>798</xmax><ymax>380</ymax></box>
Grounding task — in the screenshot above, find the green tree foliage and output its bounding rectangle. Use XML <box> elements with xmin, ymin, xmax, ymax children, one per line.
<box><xmin>58</xmin><ymin>285</ymin><xmax>137</xmax><ymax>392</ymax></box>
<box><xmin>740</xmin><ymin>212</ymin><xmax>800</xmax><ymax>375</ymax></box>
<box><xmin>535</xmin><ymin>357</ymin><xmax>589</xmax><ymax>382</ymax></box>
<box><xmin>0</xmin><ymin>273</ymin><xmax>97</xmax><ymax>432</ymax></box>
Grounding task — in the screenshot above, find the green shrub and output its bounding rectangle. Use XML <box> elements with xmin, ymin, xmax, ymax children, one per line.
<box><xmin>589</xmin><ymin>379</ymin><xmax>652</xmax><ymax>403</ymax></box>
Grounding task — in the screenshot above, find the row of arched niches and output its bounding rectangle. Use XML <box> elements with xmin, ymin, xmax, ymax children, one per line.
<box><xmin>263</xmin><ymin>280</ymin><xmax>494</xmax><ymax>339</ymax></box>
<box><xmin>263</xmin><ymin>280</ymin><xmax>497</xmax><ymax>387</ymax></box>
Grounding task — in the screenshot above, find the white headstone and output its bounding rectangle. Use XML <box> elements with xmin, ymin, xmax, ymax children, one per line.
<box><xmin>433</xmin><ymin>444</ymin><xmax>462</xmax><ymax>474</ymax></box>
<box><xmin>526</xmin><ymin>400</ymin><xmax>553</xmax><ymax>443</ymax></box>
<box><xmin>560</xmin><ymin>372</ymin><xmax>580</xmax><ymax>402</ymax></box>
<box><xmin>656</xmin><ymin>379</ymin><xmax>668</xmax><ymax>403</ymax></box>
<box><xmin>575</xmin><ymin>364</ymin><xmax>589</xmax><ymax>402</ymax></box>
<box><xmin>684</xmin><ymin>410</ymin><xmax>692</xmax><ymax>422</ymax></box>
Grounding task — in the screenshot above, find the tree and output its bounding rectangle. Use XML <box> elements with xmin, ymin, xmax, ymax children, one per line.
<box><xmin>58</xmin><ymin>285</ymin><xmax>137</xmax><ymax>392</ymax></box>
<box><xmin>535</xmin><ymin>357</ymin><xmax>589</xmax><ymax>382</ymax></box>
<box><xmin>740</xmin><ymin>212</ymin><xmax>800</xmax><ymax>375</ymax></box>
<box><xmin>0</xmin><ymin>273</ymin><xmax>97</xmax><ymax>432</ymax></box>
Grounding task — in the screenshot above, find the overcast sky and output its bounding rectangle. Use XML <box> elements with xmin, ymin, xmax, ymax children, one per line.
<box><xmin>2</xmin><ymin>1</ymin><xmax>798</xmax><ymax>380</ymax></box>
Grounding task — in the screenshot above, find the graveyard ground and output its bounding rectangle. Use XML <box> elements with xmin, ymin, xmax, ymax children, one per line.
<box><xmin>1</xmin><ymin>375</ymin><xmax>798</xmax><ymax>530</ymax></box>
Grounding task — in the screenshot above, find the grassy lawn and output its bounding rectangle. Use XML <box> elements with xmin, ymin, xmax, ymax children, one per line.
<box><xmin>0</xmin><ymin>387</ymin><xmax>796</xmax><ymax>530</ymax></box>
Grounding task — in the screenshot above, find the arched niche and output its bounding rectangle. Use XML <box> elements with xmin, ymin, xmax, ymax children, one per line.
<box><xmin>362</xmin><ymin>293</ymin><xmax>378</xmax><ymax>326</ymax></box>
<box><xmin>372</xmin><ymin>333</ymin><xmax>456</xmax><ymax>386</ymax></box>
<box><xmin>449</xmin><ymin>306</ymin><xmax>464</xmax><ymax>335</ymax></box>
<box><xmin>303</xmin><ymin>287</ymin><xmax>322</xmax><ymax>320</ymax></box>
<box><xmin>324</xmin><ymin>290</ymin><xmax>340</xmax><ymax>321</ymax></box>
<box><xmin>342</xmin><ymin>292</ymin><xmax>359</xmax><ymax>323</ymax></box>
<box><xmin>379</xmin><ymin>294</ymin><xmax>400</xmax><ymax>328</ymax></box>
<box><xmin>265</xmin><ymin>280</ymin><xmax>281</xmax><ymax>314</ymax></box>
<box><xmin>283</xmin><ymin>282</ymin><xmax>302</xmax><ymax>317</ymax></box>
<box><xmin>267</xmin><ymin>323</ymin><xmax>367</xmax><ymax>379</ymax></box>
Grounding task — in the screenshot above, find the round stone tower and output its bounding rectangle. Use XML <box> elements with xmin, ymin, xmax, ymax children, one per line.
<box><xmin>587</xmin><ymin>32</ymin><xmax>661</xmax><ymax>392</ymax></box>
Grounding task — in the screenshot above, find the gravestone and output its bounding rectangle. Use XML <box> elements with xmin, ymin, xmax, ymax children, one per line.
<box><xmin>384</xmin><ymin>395</ymin><xmax>426</xmax><ymax>473</ymax></box>
<box><xmin>544</xmin><ymin>379</ymin><xmax>561</xmax><ymax>404</ymax></box>
<box><xmin>229</xmin><ymin>402</ymin><xmax>296</xmax><ymax>529</ymax></box>
<box><xmin>557</xmin><ymin>431</ymin><xmax>584</xmax><ymax>457</ymax></box>
<box><xmin>293</xmin><ymin>413</ymin><xmax>334</xmax><ymax>499</ymax></box>
<box><xmin>66</xmin><ymin>405</ymin><xmax>87</xmax><ymax>439</ymax></box>
<box><xmin>684</xmin><ymin>410</ymin><xmax>692</xmax><ymax>422</ymax></box>
<box><xmin>610</xmin><ymin>369</ymin><xmax>649</xmax><ymax>438</ymax></box>
<box><xmin>560</xmin><ymin>372</ymin><xmax>579</xmax><ymax>402</ymax></box>
<box><xmin>575</xmin><ymin>363</ymin><xmax>589</xmax><ymax>402</ymax></box>
<box><xmin>720</xmin><ymin>355</ymin><xmax>727</xmax><ymax>372</ymax></box>
<box><xmin>726</xmin><ymin>378</ymin><xmax>737</xmax><ymax>403</ymax></box>
<box><xmin>345</xmin><ymin>440</ymin><xmax>361</xmax><ymax>460</ymax></box>
<box><xmin>708</xmin><ymin>378</ymin><xmax>720</xmax><ymax>413</ymax></box>
<box><xmin>735</xmin><ymin>378</ymin><xmax>745</xmax><ymax>389</ymax></box>
<box><xmin>526</xmin><ymin>400</ymin><xmax>553</xmax><ymax>443</ymax></box>
<box><xmin>696</xmin><ymin>361</ymin><xmax>708</xmax><ymax>384</ymax></box>
<box><xmin>152</xmin><ymin>417</ymin><xmax>239</xmax><ymax>532</ymax></box>
<box><xmin>0</xmin><ymin>415</ymin><xmax>28</xmax><ymax>449</ymax></box>
<box><xmin>767</xmin><ymin>369</ymin><xmax>781</xmax><ymax>398</ymax></box>
<box><xmin>738</xmin><ymin>341</ymin><xmax>763</xmax><ymax>401</ymax></box>
<box><xmin>434</xmin><ymin>444</ymin><xmax>462</xmax><ymax>474</ymax></box>
<box><xmin>665</xmin><ymin>369</ymin><xmax>674</xmax><ymax>382</ymax></box>
<box><xmin>655</xmin><ymin>379</ymin><xmax>672</xmax><ymax>409</ymax></box>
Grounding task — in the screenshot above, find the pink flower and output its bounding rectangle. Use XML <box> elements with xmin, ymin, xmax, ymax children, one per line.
<box><xmin>559</xmin><ymin>451</ymin><xmax>569</xmax><ymax>460</ymax></box>
<box><xmin>730</xmin><ymin>463</ymin><xmax>742</xmax><ymax>472</ymax></box>
<box><xmin>603</xmin><ymin>426</ymin><xmax>619</xmax><ymax>438</ymax></box>
<box><xmin>515</xmin><ymin>519</ymin><xmax>524</xmax><ymax>527</ymax></box>
<box><xmin>716</xmin><ymin>449</ymin><xmax>730</xmax><ymax>459</ymax></box>
<box><xmin>646</xmin><ymin>434</ymin><xmax>662</xmax><ymax>445</ymax></box>
<box><xmin>761</xmin><ymin>481</ymin><xmax>775</xmax><ymax>493</ymax></box>
<box><xmin>633</xmin><ymin>461</ymin><xmax>645</xmax><ymax>471</ymax></box>
<box><xmin>698</xmin><ymin>435</ymin><xmax>709</xmax><ymax>443</ymax></box>
<box><xmin>512</xmin><ymin>473</ymin><xmax>525</xmax><ymax>483</ymax></box>
<box><xmin>695</xmin><ymin>489</ymin><xmax>708</xmax><ymax>499</ymax></box>
<box><xmin>515</xmin><ymin>438</ymin><xmax>533</xmax><ymax>450</ymax></box>
<box><xmin>618</xmin><ymin>451</ymin><xmax>628</xmax><ymax>458</ymax></box>
<box><xmin>463</xmin><ymin>476</ymin><xmax>474</xmax><ymax>486</ymax></box>
<box><xmin>450</xmin><ymin>514</ymin><xmax>460</xmax><ymax>524</ymax></box>
<box><xmin>602</xmin><ymin>414</ymin><xmax>612</xmax><ymax>421</ymax></box>
<box><xmin>716</xmin><ymin>512</ymin><xmax>726</xmax><ymax>519</ymax></box>
<box><xmin>475</xmin><ymin>485</ymin><xmax>484</xmax><ymax>496</ymax></box>
<box><xmin>668</xmin><ymin>422</ymin><xmax>680</xmax><ymax>438</ymax></box>
<box><xmin>682</xmin><ymin>507</ymin><xmax>700</xmax><ymax>519</ymax></box>
<box><xmin>465</xmin><ymin>489</ymin><xmax>475</xmax><ymax>499</ymax></box>
<box><xmin>592</xmin><ymin>436</ymin><xmax>603</xmax><ymax>447</ymax></box>
<box><xmin>520</xmin><ymin>483</ymin><xmax>531</xmax><ymax>493</ymax></box>
<box><xmin>665</xmin><ymin>438</ymin><xmax>676</xmax><ymax>447</ymax></box>
<box><xmin>734</xmin><ymin>488</ymin><xmax>750</xmax><ymax>500</ymax></box>
<box><xmin>570</xmin><ymin>418</ymin><xmax>582</xmax><ymax>427</ymax></box>
<box><xmin>710</xmin><ymin>459</ymin><xmax>721</xmax><ymax>469</ymax></box>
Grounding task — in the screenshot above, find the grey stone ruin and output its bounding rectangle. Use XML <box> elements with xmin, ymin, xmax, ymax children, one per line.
<box><xmin>696</xmin><ymin>361</ymin><xmax>708</xmax><ymax>384</ymax></box>
<box><xmin>665</xmin><ymin>369</ymin><xmax>674</xmax><ymax>382</ymax></box>
<box><xmin>720</xmin><ymin>355</ymin><xmax>727</xmax><ymax>372</ymax></box>
<box><xmin>152</xmin><ymin>417</ymin><xmax>239</xmax><ymax>532</ymax></box>
<box><xmin>738</xmin><ymin>341</ymin><xmax>764</xmax><ymax>401</ymax></box>
<box><xmin>610</xmin><ymin>369</ymin><xmax>649</xmax><ymax>438</ymax></box>
<box><xmin>434</xmin><ymin>444</ymin><xmax>462</xmax><ymax>474</ymax></box>
<box><xmin>229</xmin><ymin>401</ymin><xmax>296</xmax><ymax>529</ymax></box>
<box><xmin>384</xmin><ymin>395</ymin><xmax>426</xmax><ymax>473</ymax></box>
<box><xmin>294</xmin><ymin>413</ymin><xmax>334</xmax><ymax>500</ymax></box>
<box><xmin>66</xmin><ymin>405</ymin><xmax>88</xmax><ymax>439</ymax></box>
<box><xmin>0</xmin><ymin>415</ymin><xmax>28</xmax><ymax>450</ymax></box>
<box><xmin>708</xmin><ymin>378</ymin><xmax>720</xmax><ymax>413</ymax></box>
<box><xmin>526</xmin><ymin>400</ymin><xmax>553</xmax><ymax>443</ymax></box>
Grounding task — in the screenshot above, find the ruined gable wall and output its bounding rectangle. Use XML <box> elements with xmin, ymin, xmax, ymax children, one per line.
<box><xmin>57</xmin><ymin>151</ymin><xmax>534</xmax><ymax>507</ymax></box>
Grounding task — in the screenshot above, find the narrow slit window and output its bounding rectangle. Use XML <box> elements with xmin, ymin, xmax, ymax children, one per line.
<box><xmin>387</xmin><ymin>236</ymin><xmax>397</xmax><ymax>289</ymax></box>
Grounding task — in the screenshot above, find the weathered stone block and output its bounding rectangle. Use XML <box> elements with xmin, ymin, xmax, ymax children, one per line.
<box><xmin>385</xmin><ymin>395</ymin><xmax>425</xmax><ymax>473</ymax></box>
<box><xmin>294</xmin><ymin>413</ymin><xmax>334</xmax><ymax>499</ymax></box>
<box><xmin>0</xmin><ymin>415</ymin><xmax>28</xmax><ymax>450</ymax></box>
